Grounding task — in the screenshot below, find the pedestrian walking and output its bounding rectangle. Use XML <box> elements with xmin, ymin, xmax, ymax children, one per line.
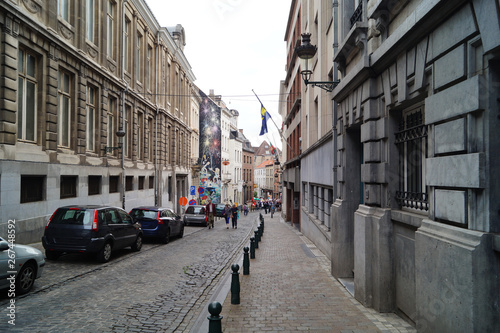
<box><xmin>224</xmin><ymin>204</ymin><xmax>231</xmax><ymax>229</ymax></box>
<box><xmin>231</xmin><ymin>204</ymin><xmax>238</xmax><ymax>229</ymax></box>
<box><xmin>271</xmin><ymin>204</ymin><xmax>275</xmax><ymax>218</ymax></box>
<box><xmin>205</xmin><ymin>199</ymin><xmax>216</xmax><ymax>229</ymax></box>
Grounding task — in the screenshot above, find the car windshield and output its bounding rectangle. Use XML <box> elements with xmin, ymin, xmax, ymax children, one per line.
<box><xmin>130</xmin><ymin>209</ymin><xmax>157</xmax><ymax>219</ymax></box>
<box><xmin>185</xmin><ymin>206</ymin><xmax>205</xmax><ymax>214</ymax></box>
<box><xmin>50</xmin><ymin>208</ymin><xmax>93</xmax><ymax>225</ymax></box>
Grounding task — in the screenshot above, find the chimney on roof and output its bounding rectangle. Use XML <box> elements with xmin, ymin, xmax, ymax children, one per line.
<box><xmin>239</xmin><ymin>129</ymin><xmax>244</xmax><ymax>134</ymax></box>
<box><xmin>209</xmin><ymin>89</ymin><xmax>214</xmax><ymax>97</ymax></box>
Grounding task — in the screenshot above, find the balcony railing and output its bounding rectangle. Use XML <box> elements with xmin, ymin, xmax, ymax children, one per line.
<box><xmin>350</xmin><ymin>2</ymin><xmax>363</xmax><ymax>28</ymax></box>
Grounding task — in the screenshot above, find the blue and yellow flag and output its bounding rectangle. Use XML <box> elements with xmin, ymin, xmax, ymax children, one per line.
<box><xmin>259</xmin><ymin>104</ymin><xmax>271</xmax><ymax>136</ymax></box>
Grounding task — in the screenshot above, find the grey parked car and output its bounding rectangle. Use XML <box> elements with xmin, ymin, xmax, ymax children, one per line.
<box><xmin>183</xmin><ymin>205</ymin><xmax>207</xmax><ymax>227</ymax></box>
<box><xmin>42</xmin><ymin>205</ymin><xmax>143</xmax><ymax>263</ymax></box>
<box><xmin>0</xmin><ymin>237</ymin><xmax>45</xmax><ymax>295</ymax></box>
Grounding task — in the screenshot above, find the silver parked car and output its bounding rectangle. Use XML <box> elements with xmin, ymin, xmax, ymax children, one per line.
<box><xmin>183</xmin><ymin>205</ymin><xmax>207</xmax><ymax>227</ymax></box>
<box><xmin>0</xmin><ymin>237</ymin><xmax>45</xmax><ymax>295</ymax></box>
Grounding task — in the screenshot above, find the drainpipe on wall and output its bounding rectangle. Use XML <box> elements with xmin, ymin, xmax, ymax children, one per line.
<box><xmin>332</xmin><ymin>0</ymin><xmax>339</xmax><ymax>201</ymax></box>
<box><xmin>155</xmin><ymin>31</ymin><xmax>160</xmax><ymax>206</ymax></box>
<box><xmin>121</xmin><ymin>0</ymin><xmax>129</xmax><ymax>210</ymax></box>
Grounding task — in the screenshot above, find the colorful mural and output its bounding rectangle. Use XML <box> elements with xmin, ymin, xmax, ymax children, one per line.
<box><xmin>198</xmin><ymin>90</ymin><xmax>221</xmax><ymax>203</ymax></box>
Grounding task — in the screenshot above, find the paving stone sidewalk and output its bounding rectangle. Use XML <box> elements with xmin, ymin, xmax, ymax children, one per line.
<box><xmin>220</xmin><ymin>215</ymin><xmax>416</xmax><ymax>333</ymax></box>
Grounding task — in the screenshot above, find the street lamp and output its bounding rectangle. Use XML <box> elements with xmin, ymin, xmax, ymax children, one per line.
<box><xmin>102</xmin><ymin>130</ymin><xmax>126</xmax><ymax>155</ymax></box>
<box><xmin>295</xmin><ymin>33</ymin><xmax>339</xmax><ymax>92</ymax></box>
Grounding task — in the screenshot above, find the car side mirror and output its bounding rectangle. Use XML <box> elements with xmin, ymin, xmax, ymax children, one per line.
<box><xmin>0</xmin><ymin>240</ymin><xmax>10</xmax><ymax>251</ymax></box>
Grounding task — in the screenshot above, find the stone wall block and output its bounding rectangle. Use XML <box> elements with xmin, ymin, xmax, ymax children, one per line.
<box><xmin>434</xmin><ymin>189</ymin><xmax>467</xmax><ymax>224</ymax></box>
<box><xmin>434</xmin><ymin>44</ymin><xmax>466</xmax><ymax>90</ymax></box>
<box><xmin>364</xmin><ymin>141</ymin><xmax>381</xmax><ymax>162</ymax></box>
<box><xmin>361</xmin><ymin>162</ymin><xmax>387</xmax><ymax>184</ymax></box>
<box><xmin>361</xmin><ymin>118</ymin><xmax>386</xmax><ymax>142</ymax></box>
<box><xmin>363</xmin><ymin>98</ymin><xmax>380</xmax><ymax>120</ymax></box>
<box><xmin>425</xmin><ymin>75</ymin><xmax>485</xmax><ymax>124</ymax></box>
<box><xmin>415</xmin><ymin>220</ymin><xmax>499</xmax><ymax>332</ymax></box>
<box><xmin>1</xmin><ymin>74</ymin><xmax>17</xmax><ymax>91</ymax></box>
<box><xmin>426</xmin><ymin>153</ymin><xmax>485</xmax><ymax>188</ymax></box>
<box><xmin>434</xmin><ymin>118</ymin><xmax>466</xmax><ymax>154</ymax></box>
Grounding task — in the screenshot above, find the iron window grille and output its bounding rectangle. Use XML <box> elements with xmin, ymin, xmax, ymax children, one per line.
<box><xmin>350</xmin><ymin>1</ymin><xmax>363</xmax><ymax>28</ymax></box>
<box><xmin>395</xmin><ymin>108</ymin><xmax>428</xmax><ymax>211</ymax></box>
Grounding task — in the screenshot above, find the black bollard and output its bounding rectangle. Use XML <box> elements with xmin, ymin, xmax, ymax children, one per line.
<box><xmin>262</xmin><ymin>219</ymin><xmax>265</xmax><ymax>233</ymax></box>
<box><xmin>243</xmin><ymin>247</ymin><xmax>250</xmax><ymax>275</ymax></box>
<box><xmin>207</xmin><ymin>302</ymin><xmax>223</xmax><ymax>333</ymax></box>
<box><xmin>257</xmin><ymin>224</ymin><xmax>262</xmax><ymax>241</ymax></box>
<box><xmin>230</xmin><ymin>264</ymin><xmax>240</xmax><ymax>304</ymax></box>
<box><xmin>250</xmin><ymin>237</ymin><xmax>255</xmax><ymax>259</ymax></box>
<box><xmin>254</xmin><ymin>230</ymin><xmax>259</xmax><ymax>249</ymax></box>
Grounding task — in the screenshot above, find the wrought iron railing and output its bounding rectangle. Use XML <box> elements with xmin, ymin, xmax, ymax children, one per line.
<box><xmin>350</xmin><ymin>2</ymin><xmax>363</xmax><ymax>28</ymax></box>
<box><xmin>395</xmin><ymin>110</ymin><xmax>428</xmax><ymax>211</ymax></box>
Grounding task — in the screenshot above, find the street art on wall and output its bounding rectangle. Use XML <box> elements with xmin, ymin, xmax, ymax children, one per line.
<box><xmin>198</xmin><ymin>90</ymin><xmax>221</xmax><ymax>203</ymax></box>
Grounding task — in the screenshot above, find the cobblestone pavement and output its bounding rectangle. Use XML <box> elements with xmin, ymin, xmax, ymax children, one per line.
<box><xmin>0</xmin><ymin>214</ymin><xmax>258</xmax><ymax>332</ymax></box>
<box><xmin>220</xmin><ymin>215</ymin><xmax>416</xmax><ymax>333</ymax></box>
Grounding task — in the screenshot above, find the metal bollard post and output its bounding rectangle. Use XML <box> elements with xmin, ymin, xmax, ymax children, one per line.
<box><xmin>262</xmin><ymin>219</ymin><xmax>265</xmax><ymax>233</ymax></box>
<box><xmin>250</xmin><ymin>237</ymin><xmax>255</xmax><ymax>259</ymax></box>
<box><xmin>207</xmin><ymin>302</ymin><xmax>223</xmax><ymax>333</ymax></box>
<box><xmin>243</xmin><ymin>247</ymin><xmax>250</xmax><ymax>275</ymax></box>
<box><xmin>231</xmin><ymin>264</ymin><xmax>240</xmax><ymax>304</ymax></box>
<box><xmin>258</xmin><ymin>224</ymin><xmax>263</xmax><ymax>240</ymax></box>
<box><xmin>254</xmin><ymin>230</ymin><xmax>259</xmax><ymax>249</ymax></box>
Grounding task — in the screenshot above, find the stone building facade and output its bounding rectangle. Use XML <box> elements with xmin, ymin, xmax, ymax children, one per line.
<box><xmin>0</xmin><ymin>0</ymin><xmax>197</xmax><ymax>243</ymax></box>
<box><xmin>330</xmin><ymin>0</ymin><xmax>500</xmax><ymax>331</ymax></box>
<box><xmin>281</xmin><ymin>0</ymin><xmax>303</xmax><ymax>229</ymax></box>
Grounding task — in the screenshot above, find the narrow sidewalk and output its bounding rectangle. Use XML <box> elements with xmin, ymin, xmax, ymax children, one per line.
<box><xmin>220</xmin><ymin>214</ymin><xmax>416</xmax><ymax>333</ymax></box>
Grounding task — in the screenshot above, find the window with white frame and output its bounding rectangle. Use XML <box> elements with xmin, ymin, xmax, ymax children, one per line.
<box><xmin>136</xmin><ymin>32</ymin><xmax>142</xmax><ymax>82</ymax></box>
<box><xmin>58</xmin><ymin>70</ymin><xmax>71</xmax><ymax>147</ymax></box>
<box><xmin>395</xmin><ymin>105</ymin><xmax>428</xmax><ymax>211</ymax></box>
<box><xmin>86</xmin><ymin>0</ymin><xmax>95</xmax><ymax>43</ymax></box>
<box><xmin>138</xmin><ymin>111</ymin><xmax>144</xmax><ymax>160</ymax></box>
<box><xmin>107</xmin><ymin>1</ymin><xmax>115</xmax><ymax>58</ymax></box>
<box><xmin>147</xmin><ymin>45</ymin><xmax>153</xmax><ymax>91</ymax></box>
<box><xmin>17</xmin><ymin>49</ymin><xmax>37</xmax><ymax>142</ymax></box>
<box><xmin>125</xmin><ymin>19</ymin><xmax>131</xmax><ymax>72</ymax></box>
<box><xmin>58</xmin><ymin>0</ymin><xmax>70</xmax><ymax>22</ymax></box>
<box><xmin>86</xmin><ymin>86</ymin><xmax>96</xmax><ymax>152</ymax></box>
<box><xmin>124</xmin><ymin>105</ymin><xmax>131</xmax><ymax>157</ymax></box>
<box><xmin>108</xmin><ymin>97</ymin><xmax>117</xmax><ymax>154</ymax></box>
<box><xmin>148</xmin><ymin>118</ymin><xmax>153</xmax><ymax>160</ymax></box>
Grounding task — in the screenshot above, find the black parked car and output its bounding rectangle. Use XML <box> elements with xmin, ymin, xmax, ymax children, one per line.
<box><xmin>42</xmin><ymin>205</ymin><xmax>143</xmax><ymax>263</ymax></box>
<box><xmin>129</xmin><ymin>206</ymin><xmax>184</xmax><ymax>244</ymax></box>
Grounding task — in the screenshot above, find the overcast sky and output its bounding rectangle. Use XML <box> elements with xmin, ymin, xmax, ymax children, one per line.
<box><xmin>145</xmin><ymin>0</ymin><xmax>290</xmax><ymax>149</ymax></box>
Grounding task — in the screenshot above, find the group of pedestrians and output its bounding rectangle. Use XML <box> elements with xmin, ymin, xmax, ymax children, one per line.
<box><xmin>224</xmin><ymin>203</ymin><xmax>239</xmax><ymax>229</ymax></box>
<box><xmin>204</xmin><ymin>199</ymin><xmax>239</xmax><ymax>230</ymax></box>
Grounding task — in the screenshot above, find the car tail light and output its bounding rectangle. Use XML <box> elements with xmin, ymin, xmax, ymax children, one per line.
<box><xmin>92</xmin><ymin>210</ymin><xmax>99</xmax><ymax>230</ymax></box>
<box><xmin>45</xmin><ymin>210</ymin><xmax>57</xmax><ymax>230</ymax></box>
<box><xmin>157</xmin><ymin>211</ymin><xmax>164</xmax><ymax>224</ymax></box>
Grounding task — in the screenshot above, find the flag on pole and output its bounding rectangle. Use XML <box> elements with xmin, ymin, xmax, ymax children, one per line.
<box><xmin>259</xmin><ymin>104</ymin><xmax>271</xmax><ymax>136</ymax></box>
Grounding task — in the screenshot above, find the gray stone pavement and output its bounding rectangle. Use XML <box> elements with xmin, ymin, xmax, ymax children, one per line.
<box><xmin>213</xmin><ymin>214</ymin><xmax>416</xmax><ymax>333</ymax></box>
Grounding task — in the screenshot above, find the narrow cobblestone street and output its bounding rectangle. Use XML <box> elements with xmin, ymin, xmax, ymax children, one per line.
<box><xmin>0</xmin><ymin>214</ymin><xmax>257</xmax><ymax>332</ymax></box>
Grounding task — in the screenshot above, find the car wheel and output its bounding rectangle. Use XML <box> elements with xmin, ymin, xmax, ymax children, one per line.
<box><xmin>97</xmin><ymin>242</ymin><xmax>112</xmax><ymax>263</ymax></box>
<box><xmin>16</xmin><ymin>262</ymin><xmax>36</xmax><ymax>295</ymax></box>
<box><xmin>162</xmin><ymin>229</ymin><xmax>171</xmax><ymax>244</ymax></box>
<box><xmin>45</xmin><ymin>251</ymin><xmax>61</xmax><ymax>261</ymax></box>
<box><xmin>131</xmin><ymin>235</ymin><xmax>142</xmax><ymax>251</ymax></box>
<box><xmin>179</xmin><ymin>226</ymin><xmax>184</xmax><ymax>238</ymax></box>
